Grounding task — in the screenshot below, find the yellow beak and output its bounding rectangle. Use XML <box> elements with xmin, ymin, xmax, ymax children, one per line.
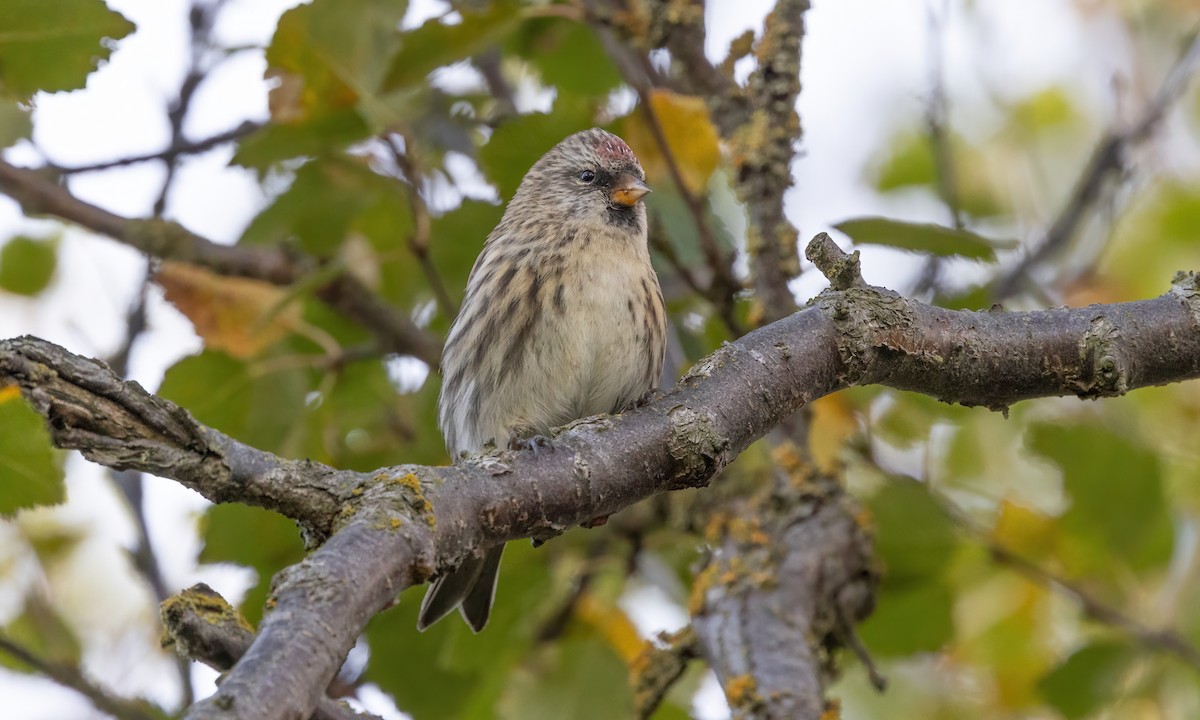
<box><xmin>610</xmin><ymin>175</ymin><xmax>651</xmax><ymax>207</ymax></box>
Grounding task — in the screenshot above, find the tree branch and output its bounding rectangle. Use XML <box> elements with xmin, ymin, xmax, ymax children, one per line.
<box><xmin>3</xmin><ymin>235</ymin><xmax>1200</xmax><ymax>719</ymax></box>
<box><xmin>0</xmin><ymin>159</ymin><xmax>441</xmax><ymax>365</ymax></box>
<box><xmin>160</xmin><ymin>584</ymin><xmax>380</xmax><ymax>720</ymax></box>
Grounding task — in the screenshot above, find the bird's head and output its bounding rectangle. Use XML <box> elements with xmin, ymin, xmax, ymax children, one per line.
<box><xmin>510</xmin><ymin>128</ymin><xmax>651</xmax><ymax>236</ymax></box>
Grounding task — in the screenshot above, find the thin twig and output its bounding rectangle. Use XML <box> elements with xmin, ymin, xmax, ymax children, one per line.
<box><xmin>46</xmin><ymin>121</ymin><xmax>263</xmax><ymax>175</ymax></box>
<box><xmin>988</xmin><ymin>542</ymin><xmax>1200</xmax><ymax>669</ymax></box>
<box><xmin>994</xmin><ymin>28</ymin><xmax>1200</xmax><ymax>299</ymax></box>
<box><xmin>933</xmin><ymin>491</ymin><xmax>1200</xmax><ymax>671</ymax></box>
<box><xmin>587</xmin><ymin>16</ymin><xmax>744</xmax><ymax>335</ymax></box>
<box><xmin>0</xmin><ymin>633</ymin><xmax>163</xmax><ymax>720</ymax></box>
<box><xmin>913</xmin><ymin>0</ymin><xmax>961</xmax><ymax>297</ymax></box>
<box><xmin>386</xmin><ymin>135</ymin><xmax>459</xmax><ymax>320</ymax></box>
<box><xmin>0</xmin><ymin>158</ymin><xmax>442</xmax><ymax>364</ymax></box>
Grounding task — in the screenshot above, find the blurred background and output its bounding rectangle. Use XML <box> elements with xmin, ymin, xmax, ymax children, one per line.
<box><xmin>2</xmin><ymin>0</ymin><xmax>1200</xmax><ymax>718</ymax></box>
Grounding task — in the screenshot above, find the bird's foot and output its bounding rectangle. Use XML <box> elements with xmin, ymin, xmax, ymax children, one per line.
<box><xmin>621</xmin><ymin>388</ymin><xmax>660</xmax><ymax>412</ymax></box>
<box><xmin>508</xmin><ymin>432</ymin><xmax>555</xmax><ymax>456</ymax></box>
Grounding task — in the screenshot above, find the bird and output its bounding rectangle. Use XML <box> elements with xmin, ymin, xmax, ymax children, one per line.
<box><xmin>417</xmin><ymin>128</ymin><xmax>667</xmax><ymax>632</ymax></box>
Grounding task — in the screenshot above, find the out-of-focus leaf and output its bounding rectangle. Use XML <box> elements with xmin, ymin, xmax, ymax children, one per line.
<box><xmin>199</xmin><ymin>503</ymin><xmax>305</xmax><ymax>625</ymax></box>
<box><xmin>1103</xmin><ymin>181</ymin><xmax>1200</xmax><ymax>301</ymax></box>
<box><xmin>383</xmin><ymin>1</ymin><xmax>522</xmax><ymax>91</ymax></box>
<box><xmin>499</xmin><ymin>638</ymin><xmax>634</xmax><ymax>720</ymax></box>
<box><xmin>241</xmin><ymin>156</ymin><xmax>412</xmax><ymax>259</ymax></box>
<box><xmin>232</xmin><ymin>109</ymin><xmax>370</xmax><ymax>171</ymax></box>
<box><xmin>157</xmin><ymin>350</ymin><xmax>310</xmax><ymax>454</ymax></box>
<box><xmin>0</xmin><ymin>596</ymin><xmax>80</xmax><ymax>669</ymax></box>
<box><xmin>430</xmin><ymin>199</ymin><xmax>502</xmax><ymax>305</ymax></box>
<box><xmin>807</xmin><ymin>393</ymin><xmax>858</xmax><ymax>474</ymax></box>
<box><xmin>479</xmin><ymin>108</ymin><xmax>597</xmax><ymax>199</ymax></box>
<box><xmin>267</xmin><ymin>0</ymin><xmax>407</xmax><ymax>130</ymax></box>
<box><xmin>859</xmin><ymin>582</ymin><xmax>954</xmax><ymax>656</ymax></box>
<box><xmin>991</xmin><ymin>500</ymin><xmax>1059</xmax><ymax>563</ymax></box>
<box><xmin>518</xmin><ymin>20</ymin><xmax>622</xmax><ymax>98</ymax></box>
<box><xmin>1027</xmin><ymin>423</ymin><xmax>1173</xmax><ymax>574</ymax></box>
<box><xmin>365</xmin><ymin>540</ymin><xmax>555</xmax><ymax>719</ymax></box>
<box><xmin>834</xmin><ymin>217</ymin><xmax>1015</xmax><ymax>261</ymax></box>
<box><xmin>0</xmin><ymin>236</ymin><xmax>57</xmax><ymax>296</ymax></box>
<box><xmin>156</xmin><ymin>262</ymin><xmax>301</xmax><ymax>359</ymax></box>
<box><xmin>0</xmin><ymin>389</ymin><xmax>64</xmax><ymax>516</ymax></box>
<box><xmin>1037</xmin><ymin>642</ymin><xmax>1134</xmax><ymax>719</ymax></box>
<box><xmin>868</xmin><ymin>131</ymin><xmax>1007</xmax><ymax>219</ymax></box>
<box><xmin>0</xmin><ymin>0</ymin><xmax>134</xmax><ymax>97</ymax></box>
<box><xmin>0</xmin><ymin>103</ymin><xmax>31</xmax><ymax>148</ymax></box>
<box><xmin>869</xmin><ymin>476</ymin><xmax>958</xmax><ymax>582</ymax></box>
<box><xmin>1008</xmin><ymin>86</ymin><xmax>1080</xmax><ymax>136</ymax></box>
<box><xmin>624</xmin><ymin>89</ymin><xmax>721</xmax><ymax>195</ymax></box>
<box><xmin>874</xmin><ymin>395</ymin><xmax>935</xmax><ymax>449</ymax></box>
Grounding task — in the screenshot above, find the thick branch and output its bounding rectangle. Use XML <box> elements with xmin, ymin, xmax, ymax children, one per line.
<box><xmin>0</xmin><ymin>159</ymin><xmax>440</xmax><ymax>365</ymax></box>
<box><xmin>3</xmin><ymin>237</ymin><xmax>1200</xmax><ymax>719</ymax></box>
<box><xmin>160</xmin><ymin>584</ymin><xmax>379</xmax><ymax>720</ymax></box>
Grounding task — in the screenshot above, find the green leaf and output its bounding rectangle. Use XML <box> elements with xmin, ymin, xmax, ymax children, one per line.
<box><xmin>0</xmin><ymin>235</ymin><xmax>57</xmax><ymax>296</ymax></box>
<box><xmin>365</xmin><ymin>540</ymin><xmax>555</xmax><ymax>719</ymax></box>
<box><xmin>429</xmin><ymin>199</ymin><xmax>502</xmax><ymax>308</ymax></box>
<box><xmin>1027</xmin><ymin>423</ymin><xmax>1173</xmax><ymax>574</ymax></box>
<box><xmin>157</xmin><ymin>350</ymin><xmax>311</xmax><ymax>455</ymax></box>
<box><xmin>868</xmin><ymin>476</ymin><xmax>958</xmax><ymax>582</ymax></box>
<box><xmin>267</xmin><ymin>0</ymin><xmax>409</xmax><ymax>131</ymax></box>
<box><xmin>1008</xmin><ymin>86</ymin><xmax>1080</xmax><ymax>135</ymax></box>
<box><xmin>199</xmin><ymin>503</ymin><xmax>305</xmax><ymax>625</ymax></box>
<box><xmin>240</xmin><ymin>156</ymin><xmax>411</xmax><ymax>258</ymax></box>
<box><xmin>0</xmin><ymin>0</ymin><xmax>134</xmax><ymax>97</ymax></box>
<box><xmin>0</xmin><ymin>391</ymin><xmax>64</xmax><ymax>516</ymax></box>
<box><xmin>834</xmin><ymin>217</ymin><xmax>1015</xmax><ymax>261</ymax></box>
<box><xmin>858</xmin><ymin>582</ymin><xmax>954</xmax><ymax>656</ymax></box>
<box><xmin>0</xmin><ymin>102</ymin><xmax>31</xmax><ymax>148</ymax></box>
<box><xmin>868</xmin><ymin>131</ymin><xmax>1007</xmax><ymax>219</ymax></box>
<box><xmin>498</xmin><ymin>638</ymin><xmax>635</xmax><ymax>720</ymax></box>
<box><xmin>1</xmin><ymin>597</ymin><xmax>80</xmax><ymax>669</ymax></box>
<box><xmin>231</xmin><ymin>109</ymin><xmax>370</xmax><ymax>171</ymax></box>
<box><xmin>479</xmin><ymin>108</ymin><xmax>596</xmax><ymax>199</ymax></box>
<box><xmin>1037</xmin><ymin>642</ymin><xmax>1133</xmax><ymax>719</ymax></box>
<box><xmin>382</xmin><ymin>1</ymin><xmax>523</xmax><ymax>92</ymax></box>
<box><xmin>516</xmin><ymin>20</ymin><xmax>623</xmax><ymax>98</ymax></box>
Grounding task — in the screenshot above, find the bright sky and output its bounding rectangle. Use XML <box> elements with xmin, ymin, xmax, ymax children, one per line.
<box><xmin>0</xmin><ymin>0</ymin><xmax>1131</xmax><ymax>718</ymax></box>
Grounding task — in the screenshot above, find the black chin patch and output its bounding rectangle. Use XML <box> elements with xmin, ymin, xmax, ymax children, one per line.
<box><xmin>605</xmin><ymin>203</ymin><xmax>643</xmax><ymax>232</ymax></box>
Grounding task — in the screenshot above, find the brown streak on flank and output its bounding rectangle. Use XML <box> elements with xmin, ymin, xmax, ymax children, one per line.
<box><xmin>554</xmin><ymin>283</ymin><xmax>566</xmax><ymax>313</ymax></box>
<box><xmin>556</xmin><ymin>229</ymin><xmax>576</xmax><ymax>249</ymax></box>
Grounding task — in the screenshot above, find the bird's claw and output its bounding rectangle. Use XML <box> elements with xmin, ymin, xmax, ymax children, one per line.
<box><xmin>508</xmin><ymin>433</ymin><xmax>555</xmax><ymax>456</ymax></box>
<box><xmin>622</xmin><ymin>388</ymin><xmax>659</xmax><ymax>412</ymax></box>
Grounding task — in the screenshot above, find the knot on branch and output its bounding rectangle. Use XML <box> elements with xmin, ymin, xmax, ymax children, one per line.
<box><xmin>1172</xmin><ymin>270</ymin><xmax>1200</xmax><ymax>327</ymax></box>
<box><xmin>806</xmin><ymin>233</ymin><xmax>864</xmax><ymax>290</ymax></box>
<box><xmin>1074</xmin><ymin>316</ymin><xmax>1131</xmax><ymax>398</ymax></box>
<box><xmin>666</xmin><ymin>405</ymin><xmax>729</xmax><ymax>488</ymax></box>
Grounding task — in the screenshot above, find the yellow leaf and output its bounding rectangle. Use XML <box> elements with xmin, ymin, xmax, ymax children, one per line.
<box><xmin>807</xmin><ymin>393</ymin><xmax>858</xmax><ymax>474</ymax></box>
<box><xmin>156</xmin><ymin>262</ymin><xmax>301</xmax><ymax>358</ymax></box>
<box><xmin>623</xmin><ymin>89</ymin><xmax>721</xmax><ymax>195</ymax></box>
<box><xmin>0</xmin><ymin>385</ymin><xmax>20</xmax><ymax>403</ymax></box>
<box><xmin>991</xmin><ymin>499</ymin><xmax>1059</xmax><ymax>561</ymax></box>
<box><xmin>574</xmin><ymin>593</ymin><xmax>643</xmax><ymax>664</ymax></box>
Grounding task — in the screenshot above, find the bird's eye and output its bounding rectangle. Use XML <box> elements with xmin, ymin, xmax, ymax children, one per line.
<box><xmin>578</xmin><ymin>169</ymin><xmax>596</xmax><ymax>183</ymax></box>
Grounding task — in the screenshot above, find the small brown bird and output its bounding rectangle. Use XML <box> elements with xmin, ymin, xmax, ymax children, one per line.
<box><xmin>418</xmin><ymin>128</ymin><xmax>666</xmax><ymax>632</ymax></box>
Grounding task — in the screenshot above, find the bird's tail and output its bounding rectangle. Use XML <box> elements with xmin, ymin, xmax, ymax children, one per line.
<box><xmin>416</xmin><ymin>545</ymin><xmax>504</xmax><ymax>632</ymax></box>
